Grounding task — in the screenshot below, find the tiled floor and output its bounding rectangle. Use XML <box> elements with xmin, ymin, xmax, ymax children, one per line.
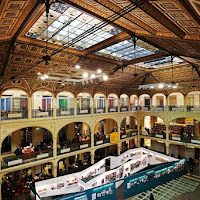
<box><xmin>132</xmin><ymin>177</ymin><xmax>199</xmax><ymax>200</ymax></box>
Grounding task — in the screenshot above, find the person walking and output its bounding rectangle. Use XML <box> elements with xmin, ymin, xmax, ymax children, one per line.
<box><xmin>150</xmin><ymin>193</ymin><xmax>154</xmax><ymax>200</ymax></box>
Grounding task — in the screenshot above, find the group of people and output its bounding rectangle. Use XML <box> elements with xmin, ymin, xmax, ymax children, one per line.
<box><xmin>72</xmin><ymin>134</ymin><xmax>90</xmax><ymax>143</ymax></box>
<box><xmin>94</xmin><ymin>132</ymin><xmax>105</xmax><ymax>140</ymax></box>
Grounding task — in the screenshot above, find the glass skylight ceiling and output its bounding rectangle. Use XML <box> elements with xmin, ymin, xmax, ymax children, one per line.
<box><xmin>25</xmin><ymin>1</ymin><xmax>120</xmax><ymax>50</ymax></box>
<box><xmin>136</xmin><ymin>56</ymin><xmax>184</xmax><ymax>68</ymax></box>
<box><xmin>95</xmin><ymin>39</ymin><xmax>159</xmax><ymax>61</ymax></box>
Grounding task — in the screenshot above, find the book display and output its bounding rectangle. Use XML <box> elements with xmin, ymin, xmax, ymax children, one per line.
<box><xmin>36</xmin><ymin>148</ymin><xmax>177</xmax><ymax>199</ymax></box>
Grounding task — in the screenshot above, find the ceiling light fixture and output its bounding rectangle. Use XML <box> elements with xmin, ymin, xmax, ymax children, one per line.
<box><xmin>103</xmin><ymin>75</ymin><xmax>108</xmax><ymax>81</ymax></box>
<box><xmin>158</xmin><ymin>83</ymin><xmax>164</xmax><ymax>88</ymax></box>
<box><xmin>83</xmin><ymin>72</ymin><xmax>88</xmax><ymax>78</ymax></box>
<box><xmin>44</xmin><ymin>74</ymin><xmax>48</xmax><ymax>79</ymax></box>
<box><xmin>97</xmin><ymin>69</ymin><xmax>102</xmax><ymax>73</ymax></box>
<box><xmin>75</xmin><ymin>64</ymin><xmax>80</xmax><ymax>69</ymax></box>
<box><xmin>91</xmin><ymin>74</ymin><xmax>96</xmax><ymax>79</ymax></box>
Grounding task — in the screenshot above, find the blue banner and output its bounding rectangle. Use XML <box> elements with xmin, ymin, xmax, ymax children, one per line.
<box><xmin>124</xmin><ymin>159</ymin><xmax>187</xmax><ymax>199</ymax></box>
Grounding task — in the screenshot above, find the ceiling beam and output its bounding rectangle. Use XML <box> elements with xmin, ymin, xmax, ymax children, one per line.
<box><xmin>83</xmin><ymin>32</ymin><xmax>131</xmax><ymax>55</ymax></box>
<box><xmin>123</xmin><ymin>51</ymin><xmax>169</xmax><ymax>66</ymax></box>
<box><xmin>92</xmin><ymin>0</ymin><xmax>157</xmax><ymax>35</ymax></box>
<box><xmin>141</xmin><ymin>73</ymin><xmax>148</xmax><ymax>85</ymax></box>
<box><xmin>126</xmin><ymin>73</ymin><xmax>146</xmax><ymax>87</ymax></box>
<box><xmin>150</xmin><ymin>73</ymin><xmax>159</xmax><ymax>83</ymax></box>
<box><xmin>134</xmin><ymin>0</ymin><xmax>186</xmax><ymax>38</ymax></box>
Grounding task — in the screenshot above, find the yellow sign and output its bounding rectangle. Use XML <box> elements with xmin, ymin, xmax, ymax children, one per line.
<box><xmin>110</xmin><ymin>132</ymin><xmax>119</xmax><ymax>143</ymax></box>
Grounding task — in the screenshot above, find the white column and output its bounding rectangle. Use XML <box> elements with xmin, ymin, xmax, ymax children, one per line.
<box><xmin>52</xmin><ymin>162</ymin><xmax>57</xmax><ymax>177</ymax></box>
<box><xmin>184</xmin><ymin>96</ymin><xmax>187</xmax><ymax>112</ymax></box>
<box><xmin>28</xmin><ymin>96</ymin><xmax>32</xmax><ymax>119</ymax></box>
<box><xmin>150</xmin><ymin>97</ymin><xmax>153</xmax><ymax>112</ymax></box>
<box><xmin>128</xmin><ymin>98</ymin><xmax>130</xmax><ymax>112</ymax></box>
<box><xmin>166</xmin><ymin>123</ymin><xmax>169</xmax><ymax>141</ymax></box>
<box><xmin>91</xmin><ymin>150</ymin><xmax>95</xmax><ymax>164</ymax></box>
<box><xmin>53</xmin><ymin>137</ymin><xmax>57</xmax><ymax>158</ymax></box>
<box><xmin>105</xmin><ymin>97</ymin><xmax>108</xmax><ymax>113</ymax></box>
<box><xmin>74</xmin><ymin>97</ymin><xmax>77</xmax><ymax>116</ymax></box>
<box><xmin>117</xmin><ymin>142</ymin><xmax>121</xmax><ymax>155</ymax></box>
<box><xmin>165</xmin><ymin>142</ymin><xmax>170</xmax><ymax>155</ymax></box>
<box><xmin>166</xmin><ymin>96</ymin><xmax>169</xmax><ymax>112</ymax></box>
<box><xmin>91</xmin><ymin>129</ymin><xmax>94</xmax><ymax>148</ymax></box>
<box><xmin>137</xmin><ymin>121</ymin><xmax>140</xmax><ymax>136</ymax></box>
<box><xmin>91</xmin><ymin>97</ymin><xmax>94</xmax><ymax>115</ymax></box>
<box><xmin>53</xmin><ymin>97</ymin><xmax>56</xmax><ymax>118</ymax></box>
<box><xmin>118</xmin><ymin>98</ymin><xmax>120</xmax><ymax>112</ymax></box>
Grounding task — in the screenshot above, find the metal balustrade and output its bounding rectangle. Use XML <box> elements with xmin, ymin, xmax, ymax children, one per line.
<box><xmin>57</xmin><ymin>108</ymin><xmax>74</xmax><ymax>116</ymax></box>
<box><xmin>130</xmin><ymin>105</ymin><xmax>138</xmax><ymax>111</ymax></box>
<box><xmin>77</xmin><ymin>107</ymin><xmax>91</xmax><ymax>115</ymax></box>
<box><xmin>120</xmin><ymin>106</ymin><xmax>129</xmax><ymax>112</ymax></box>
<box><xmin>32</xmin><ymin>109</ymin><xmax>53</xmax><ymax>118</ymax></box>
<box><xmin>108</xmin><ymin>106</ymin><xmax>118</xmax><ymax>112</ymax></box>
<box><xmin>187</xmin><ymin>105</ymin><xmax>200</xmax><ymax>112</ymax></box>
<box><xmin>94</xmin><ymin>107</ymin><xmax>106</xmax><ymax>114</ymax></box>
<box><xmin>152</xmin><ymin>106</ymin><xmax>166</xmax><ymax>112</ymax></box>
<box><xmin>168</xmin><ymin>105</ymin><xmax>184</xmax><ymax>112</ymax></box>
<box><xmin>1</xmin><ymin>109</ymin><xmax>28</xmax><ymax>120</ymax></box>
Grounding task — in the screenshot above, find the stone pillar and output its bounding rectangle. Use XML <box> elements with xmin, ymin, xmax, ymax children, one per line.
<box><xmin>32</xmin><ymin>166</ymin><xmax>35</xmax><ymax>178</ymax></box>
<box><xmin>118</xmin><ymin>97</ymin><xmax>120</xmax><ymax>112</ymax></box>
<box><xmin>74</xmin><ymin>97</ymin><xmax>77</xmax><ymax>116</ymax></box>
<box><xmin>53</xmin><ymin>137</ymin><xmax>57</xmax><ymax>158</ymax></box>
<box><xmin>91</xmin><ymin>150</ymin><xmax>95</xmax><ymax>164</ymax></box>
<box><xmin>184</xmin><ymin>96</ymin><xmax>187</xmax><ymax>112</ymax></box>
<box><xmin>53</xmin><ymin>97</ymin><xmax>56</xmax><ymax>118</ymax></box>
<box><xmin>166</xmin><ymin>123</ymin><xmax>169</xmax><ymax>141</ymax></box>
<box><xmin>137</xmin><ymin>121</ymin><xmax>140</xmax><ymax>135</ymax></box>
<box><xmin>28</xmin><ymin>96</ymin><xmax>32</xmax><ymax>119</ymax></box>
<box><xmin>91</xmin><ymin>97</ymin><xmax>94</xmax><ymax>115</ymax></box>
<box><xmin>117</xmin><ymin>142</ymin><xmax>121</xmax><ymax>155</ymax></box>
<box><xmin>150</xmin><ymin>97</ymin><xmax>153</xmax><ymax>112</ymax></box>
<box><xmin>166</xmin><ymin>96</ymin><xmax>169</xmax><ymax>112</ymax></box>
<box><xmin>118</xmin><ymin>124</ymin><xmax>121</xmax><ymax>139</ymax></box>
<box><xmin>128</xmin><ymin>98</ymin><xmax>130</xmax><ymax>112</ymax></box>
<box><xmin>0</xmin><ymin>95</ymin><xmax>1</xmax><ymax>121</ymax></box>
<box><xmin>105</xmin><ymin>97</ymin><xmax>108</xmax><ymax>113</ymax></box>
<box><xmin>52</xmin><ymin>162</ymin><xmax>57</xmax><ymax>177</ymax></box>
<box><xmin>0</xmin><ymin>178</ymin><xmax>2</xmax><ymax>200</ymax></box>
<box><xmin>91</xmin><ymin>128</ymin><xmax>94</xmax><ymax>148</ymax></box>
<box><xmin>165</xmin><ymin>142</ymin><xmax>170</xmax><ymax>155</ymax></box>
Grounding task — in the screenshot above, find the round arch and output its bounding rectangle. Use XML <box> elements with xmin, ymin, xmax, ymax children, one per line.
<box><xmin>152</xmin><ymin>93</ymin><xmax>166</xmax><ymax>106</ymax></box>
<box><xmin>1</xmin><ymin>88</ymin><xmax>29</xmax><ymax>97</ymax></box>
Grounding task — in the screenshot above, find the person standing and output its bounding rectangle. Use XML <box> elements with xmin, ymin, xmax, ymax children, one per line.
<box><xmin>150</xmin><ymin>193</ymin><xmax>154</xmax><ymax>200</ymax></box>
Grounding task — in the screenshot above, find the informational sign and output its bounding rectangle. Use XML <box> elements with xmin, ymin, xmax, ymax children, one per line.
<box><xmin>110</xmin><ymin>132</ymin><xmax>119</xmax><ymax>143</ymax></box>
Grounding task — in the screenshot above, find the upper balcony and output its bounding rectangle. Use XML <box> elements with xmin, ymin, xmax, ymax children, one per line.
<box><xmin>1</xmin><ymin>89</ymin><xmax>200</xmax><ymax>122</ymax></box>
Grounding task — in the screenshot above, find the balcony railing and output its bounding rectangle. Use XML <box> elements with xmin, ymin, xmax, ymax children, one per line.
<box><xmin>170</xmin><ymin>134</ymin><xmax>200</xmax><ymax>145</ymax></box>
<box><xmin>120</xmin><ymin>129</ymin><xmax>137</xmax><ymax>139</ymax></box>
<box><xmin>58</xmin><ymin>141</ymin><xmax>91</xmax><ymax>155</ymax></box>
<box><xmin>140</xmin><ymin>105</ymin><xmax>151</xmax><ymax>111</ymax></box>
<box><xmin>1</xmin><ymin>109</ymin><xmax>28</xmax><ymax>120</ymax></box>
<box><xmin>94</xmin><ymin>135</ymin><xmax>110</xmax><ymax>146</ymax></box>
<box><xmin>94</xmin><ymin>107</ymin><xmax>106</xmax><ymax>114</ymax></box>
<box><xmin>108</xmin><ymin>106</ymin><xmax>118</xmax><ymax>113</ymax></box>
<box><xmin>168</xmin><ymin>105</ymin><xmax>184</xmax><ymax>112</ymax></box>
<box><xmin>152</xmin><ymin>106</ymin><xmax>166</xmax><ymax>112</ymax></box>
<box><xmin>120</xmin><ymin>106</ymin><xmax>129</xmax><ymax>112</ymax></box>
<box><xmin>77</xmin><ymin>107</ymin><xmax>91</xmax><ymax>115</ymax></box>
<box><xmin>130</xmin><ymin>105</ymin><xmax>138</xmax><ymax>112</ymax></box>
<box><xmin>32</xmin><ymin>109</ymin><xmax>53</xmax><ymax>118</ymax></box>
<box><xmin>187</xmin><ymin>105</ymin><xmax>200</xmax><ymax>112</ymax></box>
<box><xmin>1</xmin><ymin>149</ymin><xmax>53</xmax><ymax>169</ymax></box>
<box><xmin>57</xmin><ymin>108</ymin><xmax>74</xmax><ymax>116</ymax></box>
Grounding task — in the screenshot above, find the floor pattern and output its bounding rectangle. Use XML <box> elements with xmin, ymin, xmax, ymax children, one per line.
<box><xmin>132</xmin><ymin>177</ymin><xmax>199</xmax><ymax>200</ymax></box>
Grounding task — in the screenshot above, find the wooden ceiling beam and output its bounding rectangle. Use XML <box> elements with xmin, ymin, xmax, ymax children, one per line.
<box><xmin>126</xmin><ymin>73</ymin><xmax>146</xmax><ymax>87</ymax></box>
<box><xmin>123</xmin><ymin>51</ymin><xmax>169</xmax><ymax>66</ymax></box>
<box><xmin>130</xmin><ymin>0</ymin><xmax>186</xmax><ymax>38</ymax></box>
<box><xmin>83</xmin><ymin>32</ymin><xmax>131</xmax><ymax>55</ymax></box>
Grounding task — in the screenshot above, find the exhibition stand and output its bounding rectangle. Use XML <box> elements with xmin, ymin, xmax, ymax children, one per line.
<box><xmin>35</xmin><ymin>148</ymin><xmax>184</xmax><ymax>200</ymax></box>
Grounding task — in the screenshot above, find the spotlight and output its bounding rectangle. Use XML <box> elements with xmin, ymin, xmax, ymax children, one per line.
<box><xmin>44</xmin><ymin>74</ymin><xmax>48</xmax><ymax>78</ymax></box>
<box><xmin>41</xmin><ymin>76</ymin><xmax>45</xmax><ymax>80</ymax></box>
<box><xmin>61</xmin><ymin>82</ymin><xmax>65</xmax><ymax>86</ymax></box>
<box><xmin>38</xmin><ymin>72</ymin><xmax>41</xmax><ymax>75</ymax></box>
<box><xmin>103</xmin><ymin>75</ymin><xmax>108</xmax><ymax>81</ymax></box>
<box><xmin>158</xmin><ymin>83</ymin><xmax>164</xmax><ymax>88</ymax></box>
<box><xmin>75</xmin><ymin>64</ymin><xmax>80</xmax><ymax>69</ymax></box>
<box><xmin>172</xmin><ymin>85</ymin><xmax>177</xmax><ymax>89</ymax></box>
<box><xmin>168</xmin><ymin>84</ymin><xmax>172</xmax><ymax>88</ymax></box>
<box><xmin>91</xmin><ymin>74</ymin><xmax>96</xmax><ymax>79</ymax></box>
<box><xmin>97</xmin><ymin>69</ymin><xmax>102</xmax><ymax>73</ymax></box>
<box><xmin>83</xmin><ymin>72</ymin><xmax>88</xmax><ymax>78</ymax></box>
<box><xmin>150</xmin><ymin>86</ymin><xmax>154</xmax><ymax>89</ymax></box>
<box><xmin>134</xmin><ymin>73</ymin><xmax>138</xmax><ymax>78</ymax></box>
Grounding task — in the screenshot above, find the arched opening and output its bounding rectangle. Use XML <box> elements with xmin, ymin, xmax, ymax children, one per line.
<box><xmin>120</xmin><ymin>94</ymin><xmax>129</xmax><ymax>112</ymax></box>
<box><xmin>94</xmin><ymin>93</ymin><xmax>106</xmax><ymax>114</ymax></box>
<box><xmin>94</xmin><ymin>118</ymin><xmax>118</xmax><ymax>146</ymax></box>
<box><xmin>1</xmin><ymin>89</ymin><xmax>28</xmax><ymax>120</ymax></box>
<box><xmin>140</xmin><ymin>115</ymin><xmax>165</xmax><ymax>139</ymax></box>
<box><xmin>1</xmin><ymin>127</ymin><xmax>53</xmax><ymax>169</ymax></box>
<box><xmin>139</xmin><ymin>94</ymin><xmax>151</xmax><ymax>111</ymax></box>
<box><xmin>169</xmin><ymin>117</ymin><xmax>200</xmax><ymax>144</ymax></box>
<box><xmin>152</xmin><ymin>93</ymin><xmax>166</xmax><ymax>112</ymax></box>
<box><xmin>168</xmin><ymin>92</ymin><xmax>184</xmax><ymax>112</ymax></box>
<box><xmin>120</xmin><ymin>116</ymin><xmax>138</xmax><ymax>139</ymax></box>
<box><xmin>186</xmin><ymin>91</ymin><xmax>200</xmax><ymax>112</ymax></box>
<box><xmin>108</xmin><ymin>93</ymin><xmax>118</xmax><ymax>112</ymax></box>
<box><xmin>130</xmin><ymin>94</ymin><xmax>138</xmax><ymax>111</ymax></box>
<box><xmin>58</xmin><ymin>122</ymin><xmax>91</xmax><ymax>154</ymax></box>
<box><xmin>32</xmin><ymin>91</ymin><xmax>53</xmax><ymax>118</ymax></box>
<box><xmin>56</xmin><ymin>91</ymin><xmax>74</xmax><ymax>116</ymax></box>
<box><xmin>77</xmin><ymin>92</ymin><xmax>91</xmax><ymax>115</ymax></box>
<box><xmin>58</xmin><ymin>152</ymin><xmax>91</xmax><ymax>176</ymax></box>
<box><xmin>1</xmin><ymin>162</ymin><xmax>53</xmax><ymax>199</ymax></box>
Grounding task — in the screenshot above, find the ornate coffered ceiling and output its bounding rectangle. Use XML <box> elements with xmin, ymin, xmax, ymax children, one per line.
<box><xmin>0</xmin><ymin>0</ymin><xmax>200</xmax><ymax>90</ymax></box>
